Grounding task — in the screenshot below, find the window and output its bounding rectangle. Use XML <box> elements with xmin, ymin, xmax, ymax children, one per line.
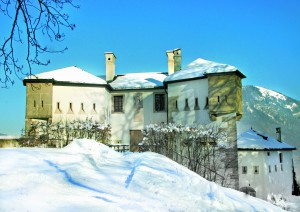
<box><xmin>279</xmin><ymin>153</ymin><xmax>283</xmax><ymax>163</ymax></box>
<box><xmin>242</xmin><ymin>166</ymin><xmax>247</xmax><ymax>174</ymax></box>
<box><xmin>254</xmin><ymin>166</ymin><xmax>259</xmax><ymax>174</ymax></box>
<box><xmin>154</xmin><ymin>94</ymin><xmax>165</xmax><ymax>112</ymax></box>
<box><xmin>267</xmin><ymin>152</ymin><xmax>270</xmax><ymax>156</ymax></box>
<box><xmin>175</xmin><ymin>100</ymin><xmax>178</xmax><ymax>110</ymax></box>
<box><xmin>269</xmin><ymin>165</ymin><xmax>271</xmax><ymax>173</ymax></box>
<box><xmin>114</xmin><ymin>96</ymin><xmax>123</xmax><ymax>112</ymax></box>
<box><xmin>55</xmin><ymin>102</ymin><xmax>62</xmax><ymax>114</ymax></box>
<box><xmin>34</xmin><ymin>100</ymin><xmax>36</xmax><ymax>108</ymax></box>
<box><xmin>81</xmin><ymin>103</ymin><xmax>84</xmax><ymax>112</ymax></box>
<box><xmin>93</xmin><ymin>103</ymin><xmax>96</xmax><ymax>111</ymax></box>
<box><xmin>184</xmin><ymin>98</ymin><xmax>189</xmax><ymax>111</ymax></box>
<box><xmin>55</xmin><ymin>102</ymin><xmax>62</xmax><ymax>113</ymax></box>
<box><xmin>281</xmin><ymin>164</ymin><xmax>283</xmax><ymax>171</ymax></box>
<box><xmin>204</xmin><ymin>97</ymin><xmax>209</xmax><ymax>109</ymax></box>
<box><xmin>67</xmin><ymin>102</ymin><xmax>73</xmax><ymax>114</ymax></box>
<box><xmin>275</xmin><ymin>165</ymin><xmax>277</xmax><ymax>172</ymax></box>
<box><xmin>41</xmin><ymin>100</ymin><xmax>44</xmax><ymax>108</ymax></box>
<box><xmin>194</xmin><ymin>98</ymin><xmax>200</xmax><ymax>110</ymax></box>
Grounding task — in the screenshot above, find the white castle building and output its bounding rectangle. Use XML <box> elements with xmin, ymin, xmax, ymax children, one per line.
<box><xmin>23</xmin><ymin>48</ymin><xmax>245</xmax><ymax>189</ymax></box>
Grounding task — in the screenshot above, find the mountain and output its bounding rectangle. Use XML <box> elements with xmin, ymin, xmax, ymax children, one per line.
<box><xmin>238</xmin><ymin>85</ymin><xmax>300</xmax><ymax>181</ymax></box>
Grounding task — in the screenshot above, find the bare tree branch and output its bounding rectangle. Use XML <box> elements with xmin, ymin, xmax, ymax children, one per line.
<box><xmin>0</xmin><ymin>0</ymin><xmax>79</xmax><ymax>87</ymax></box>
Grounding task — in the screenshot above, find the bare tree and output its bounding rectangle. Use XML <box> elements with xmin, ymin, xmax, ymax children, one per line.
<box><xmin>0</xmin><ymin>0</ymin><xmax>79</xmax><ymax>87</ymax></box>
<box><xmin>20</xmin><ymin>119</ymin><xmax>111</xmax><ymax>147</ymax></box>
<box><xmin>141</xmin><ymin>123</ymin><xmax>237</xmax><ymax>187</ymax></box>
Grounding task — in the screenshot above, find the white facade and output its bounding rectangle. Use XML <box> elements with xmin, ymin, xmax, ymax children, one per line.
<box><xmin>110</xmin><ymin>90</ymin><xmax>167</xmax><ymax>145</ymax></box>
<box><xmin>238</xmin><ymin>129</ymin><xmax>296</xmax><ymax>200</ymax></box>
<box><xmin>167</xmin><ymin>79</ymin><xmax>211</xmax><ymax>125</ymax></box>
<box><xmin>52</xmin><ymin>85</ymin><xmax>110</xmax><ymax>123</ymax></box>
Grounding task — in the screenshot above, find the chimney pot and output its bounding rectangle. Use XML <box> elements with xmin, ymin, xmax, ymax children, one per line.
<box><xmin>276</xmin><ymin>127</ymin><xmax>282</xmax><ymax>142</ymax></box>
<box><xmin>166</xmin><ymin>48</ymin><xmax>182</xmax><ymax>75</ymax></box>
<box><xmin>173</xmin><ymin>48</ymin><xmax>182</xmax><ymax>72</ymax></box>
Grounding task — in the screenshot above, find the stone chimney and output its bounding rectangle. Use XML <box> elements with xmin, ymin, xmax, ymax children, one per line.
<box><xmin>166</xmin><ymin>50</ymin><xmax>174</xmax><ymax>75</ymax></box>
<box><xmin>276</xmin><ymin>127</ymin><xmax>282</xmax><ymax>142</ymax></box>
<box><xmin>173</xmin><ymin>48</ymin><xmax>182</xmax><ymax>72</ymax></box>
<box><xmin>105</xmin><ymin>52</ymin><xmax>116</xmax><ymax>82</ymax></box>
<box><xmin>166</xmin><ymin>48</ymin><xmax>182</xmax><ymax>75</ymax></box>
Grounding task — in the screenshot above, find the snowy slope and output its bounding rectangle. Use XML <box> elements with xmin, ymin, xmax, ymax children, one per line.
<box><xmin>0</xmin><ymin>139</ymin><xmax>283</xmax><ymax>211</ymax></box>
<box><xmin>238</xmin><ymin>85</ymin><xmax>300</xmax><ymax>181</ymax></box>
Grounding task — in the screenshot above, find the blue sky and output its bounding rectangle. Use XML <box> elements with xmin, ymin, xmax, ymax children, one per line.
<box><xmin>1</xmin><ymin>0</ymin><xmax>300</xmax><ymax>135</ymax></box>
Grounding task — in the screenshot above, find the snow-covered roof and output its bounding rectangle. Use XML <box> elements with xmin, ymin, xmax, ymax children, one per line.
<box><xmin>164</xmin><ymin>58</ymin><xmax>245</xmax><ymax>83</ymax></box>
<box><xmin>24</xmin><ymin>66</ymin><xmax>107</xmax><ymax>85</ymax></box>
<box><xmin>109</xmin><ymin>72</ymin><xmax>167</xmax><ymax>90</ymax></box>
<box><xmin>238</xmin><ymin>129</ymin><xmax>296</xmax><ymax>151</ymax></box>
<box><xmin>0</xmin><ymin>134</ymin><xmax>20</xmax><ymax>140</ymax></box>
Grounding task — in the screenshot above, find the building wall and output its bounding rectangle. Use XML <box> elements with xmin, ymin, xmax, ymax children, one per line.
<box><xmin>208</xmin><ymin>73</ymin><xmax>243</xmax><ymax>121</ymax></box>
<box><xmin>51</xmin><ymin>85</ymin><xmax>110</xmax><ymax>123</ymax></box>
<box><xmin>207</xmin><ymin>73</ymin><xmax>243</xmax><ymax>190</ymax></box>
<box><xmin>239</xmin><ymin>150</ymin><xmax>294</xmax><ymax>200</ymax></box>
<box><xmin>167</xmin><ymin>79</ymin><xmax>211</xmax><ymax>125</ymax></box>
<box><xmin>25</xmin><ymin>83</ymin><xmax>53</xmax><ymax>133</ymax></box>
<box><xmin>167</xmin><ymin>78</ymin><xmax>240</xmax><ymax>189</ymax></box>
<box><xmin>110</xmin><ymin>90</ymin><xmax>167</xmax><ymax>145</ymax></box>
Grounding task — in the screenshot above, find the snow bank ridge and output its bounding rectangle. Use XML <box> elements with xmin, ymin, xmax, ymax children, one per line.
<box><xmin>63</xmin><ymin>139</ymin><xmax>122</xmax><ymax>159</ymax></box>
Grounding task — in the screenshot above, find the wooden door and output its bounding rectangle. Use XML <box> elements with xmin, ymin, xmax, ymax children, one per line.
<box><xmin>130</xmin><ymin>130</ymin><xmax>143</xmax><ymax>152</ymax></box>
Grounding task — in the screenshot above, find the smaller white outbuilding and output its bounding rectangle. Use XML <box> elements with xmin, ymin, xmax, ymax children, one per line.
<box><xmin>238</xmin><ymin>128</ymin><xmax>296</xmax><ymax>200</ymax></box>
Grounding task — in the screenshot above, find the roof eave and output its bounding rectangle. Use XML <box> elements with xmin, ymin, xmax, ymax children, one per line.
<box><xmin>164</xmin><ymin>75</ymin><xmax>207</xmax><ymax>85</ymax></box>
<box><xmin>204</xmin><ymin>70</ymin><xmax>246</xmax><ymax>78</ymax></box>
<box><xmin>238</xmin><ymin>147</ymin><xmax>296</xmax><ymax>151</ymax></box>
<box><xmin>23</xmin><ymin>78</ymin><xmax>108</xmax><ymax>87</ymax></box>
<box><xmin>110</xmin><ymin>85</ymin><xmax>166</xmax><ymax>92</ymax></box>
<box><xmin>23</xmin><ymin>78</ymin><xmax>55</xmax><ymax>86</ymax></box>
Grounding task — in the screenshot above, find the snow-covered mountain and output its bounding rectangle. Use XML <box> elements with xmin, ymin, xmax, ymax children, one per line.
<box><xmin>238</xmin><ymin>85</ymin><xmax>300</xmax><ymax>181</ymax></box>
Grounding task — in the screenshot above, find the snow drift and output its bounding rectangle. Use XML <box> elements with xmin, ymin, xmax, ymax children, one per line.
<box><xmin>0</xmin><ymin>139</ymin><xmax>283</xmax><ymax>211</ymax></box>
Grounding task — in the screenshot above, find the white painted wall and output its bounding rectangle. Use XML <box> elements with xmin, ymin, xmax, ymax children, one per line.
<box><xmin>52</xmin><ymin>85</ymin><xmax>110</xmax><ymax>123</ymax></box>
<box><xmin>239</xmin><ymin>150</ymin><xmax>294</xmax><ymax>200</ymax></box>
<box><xmin>168</xmin><ymin>79</ymin><xmax>211</xmax><ymax>125</ymax></box>
<box><xmin>110</xmin><ymin>90</ymin><xmax>167</xmax><ymax>145</ymax></box>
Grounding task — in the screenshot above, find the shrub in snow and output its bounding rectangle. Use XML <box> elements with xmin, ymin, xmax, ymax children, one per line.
<box><xmin>268</xmin><ymin>194</ymin><xmax>289</xmax><ymax>210</ymax></box>
<box><xmin>20</xmin><ymin>119</ymin><xmax>111</xmax><ymax>147</ymax></box>
<box><xmin>141</xmin><ymin>123</ymin><xmax>235</xmax><ymax>187</ymax></box>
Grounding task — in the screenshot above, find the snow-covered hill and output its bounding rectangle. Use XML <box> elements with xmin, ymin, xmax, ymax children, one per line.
<box><xmin>238</xmin><ymin>85</ymin><xmax>300</xmax><ymax>181</ymax></box>
<box><xmin>0</xmin><ymin>139</ymin><xmax>283</xmax><ymax>211</ymax></box>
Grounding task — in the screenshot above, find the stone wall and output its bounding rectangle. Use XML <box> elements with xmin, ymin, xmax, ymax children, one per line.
<box><xmin>208</xmin><ymin>73</ymin><xmax>243</xmax><ymax>121</ymax></box>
